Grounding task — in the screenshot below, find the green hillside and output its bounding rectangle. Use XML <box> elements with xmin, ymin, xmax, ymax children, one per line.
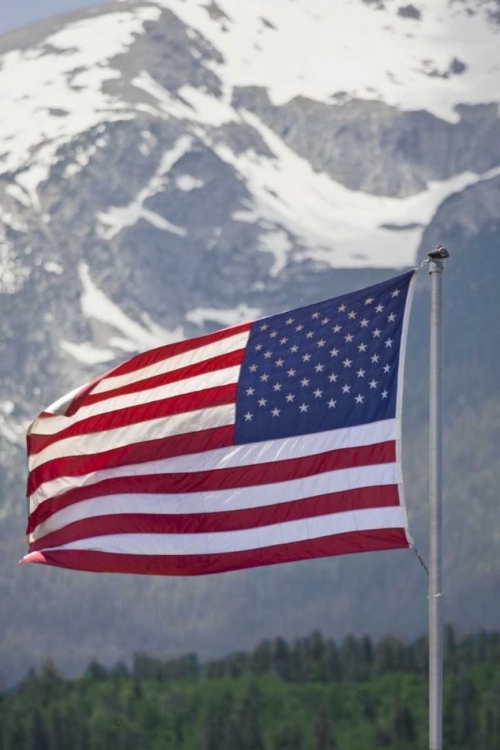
<box><xmin>2</xmin><ymin>628</ymin><xmax>499</xmax><ymax>750</ymax></box>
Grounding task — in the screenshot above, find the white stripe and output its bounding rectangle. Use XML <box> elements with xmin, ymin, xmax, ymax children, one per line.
<box><xmin>31</xmin><ymin>462</ymin><xmax>398</xmax><ymax>541</ymax></box>
<box><xmin>34</xmin><ymin>506</ymin><xmax>407</xmax><ymax>556</ymax></box>
<box><xmin>30</xmin><ymin>419</ymin><xmax>397</xmax><ymax>506</ymax></box>
<box><xmin>28</xmin><ymin>403</ymin><xmax>236</xmax><ymax>473</ymax></box>
<box><xmin>30</xmin><ymin>366</ymin><xmax>240</xmax><ymax>437</ymax></box>
<box><xmin>93</xmin><ymin>330</ymin><xmax>249</xmax><ymax>395</ymax></box>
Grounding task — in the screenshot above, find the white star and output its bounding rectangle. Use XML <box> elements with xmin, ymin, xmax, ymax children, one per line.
<box><xmin>355</xmin><ymin>394</ymin><xmax>364</xmax><ymax>404</ymax></box>
<box><xmin>317</xmin><ymin>339</ymin><xmax>326</xmax><ymax>348</ymax></box>
<box><xmin>302</xmin><ymin>353</ymin><xmax>311</xmax><ymax>362</ymax></box>
<box><xmin>264</xmin><ymin>351</ymin><xmax>272</xmax><ymax>359</ymax></box>
<box><xmin>306</xmin><ymin>331</ymin><xmax>314</xmax><ymax>339</ymax></box>
<box><xmin>387</xmin><ymin>313</ymin><xmax>396</xmax><ymax>322</ymax></box>
<box><xmin>286</xmin><ymin>317</ymin><xmax>294</xmax><ymax>325</ymax></box>
<box><xmin>258</xmin><ymin>398</ymin><xmax>267</xmax><ymax>407</ymax></box>
<box><xmin>375</xmin><ymin>304</ymin><xmax>384</xmax><ymax>313</ymax></box>
<box><xmin>330</xmin><ymin>348</ymin><xmax>339</xmax><ymax>357</ymax></box>
<box><xmin>332</xmin><ymin>324</ymin><xmax>342</xmax><ymax>333</ymax></box>
<box><xmin>249</xmin><ymin>364</ymin><xmax>258</xmax><ymax>373</ymax></box>
<box><xmin>365</xmin><ymin>297</ymin><xmax>374</xmax><ymax>305</ymax></box>
<box><xmin>344</xmin><ymin>333</ymin><xmax>354</xmax><ymax>343</ymax></box>
<box><xmin>348</xmin><ymin>311</ymin><xmax>357</xmax><ymax>319</ymax></box>
<box><xmin>255</xmin><ymin>344</ymin><xmax>263</xmax><ymax>351</ymax></box>
<box><xmin>296</xmin><ymin>324</ymin><xmax>304</xmax><ymax>331</ymax></box>
<box><xmin>313</xmin><ymin>388</ymin><xmax>323</xmax><ymax>398</ymax></box>
<box><xmin>275</xmin><ymin>358</ymin><xmax>284</xmax><ymax>367</ymax></box>
<box><xmin>371</xmin><ymin>354</ymin><xmax>380</xmax><ymax>364</ymax></box>
<box><xmin>246</xmin><ymin>387</ymin><xmax>255</xmax><ymax>396</ymax></box>
<box><xmin>358</xmin><ymin>343</ymin><xmax>367</xmax><ymax>352</ymax></box>
<box><xmin>360</xmin><ymin>318</ymin><xmax>369</xmax><ymax>328</ymax></box>
<box><xmin>372</xmin><ymin>328</ymin><xmax>381</xmax><ymax>338</ymax></box>
<box><xmin>285</xmin><ymin>393</ymin><xmax>295</xmax><ymax>402</ymax></box>
<box><xmin>385</xmin><ymin>338</ymin><xmax>393</xmax><ymax>348</ymax></box>
<box><xmin>301</xmin><ymin>377</ymin><xmax>310</xmax><ymax>387</ymax></box>
<box><xmin>312</xmin><ymin>312</ymin><xmax>320</xmax><ymax>319</ymax></box>
<box><xmin>299</xmin><ymin>403</ymin><xmax>309</xmax><ymax>413</ymax></box>
<box><xmin>315</xmin><ymin>363</ymin><xmax>325</xmax><ymax>372</ymax></box>
<box><xmin>260</xmin><ymin>324</ymin><xmax>269</xmax><ymax>331</ymax></box>
<box><xmin>343</xmin><ymin>358</ymin><xmax>352</xmax><ymax>368</ymax></box>
<box><xmin>356</xmin><ymin>368</ymin><xmax>366</xmax><ymax>378</ymax></box>
<box><xmin>383</xmin><ymin>364</ymin><xmax>391</xmax><ymax>373</ymax></box>
<box><xmin>271</xmin><ymin>407</ymin><xmax>280</xmax><ymax>417</ymax></box>
<box><xmin>391</xmin><ymin>289</ymin><xmax>400</xmax><ymax>297</ymax></box>
<box><xmin>327</xmin><ymin>399</ymin><xmax>336</xmax><ymax>409</ymax></box>
<box><xmin>369</xmin><ymin>379</ymin><xmax>378</xmax><ymax>389</ymax></box>
<box><xmin>328</xmin><ymin>373</ymin><xmax>338</xmax><ymax>382</ymax></box>
<box><xmin>280</xmin><ymin>337</ymin><xmax>288</xmax><ymax>344</ymax></box>
<box><xmin>342</xmin><ymin>384</ymin><xmax>351</xmax><ymax>394</ymax></box>
<box><xmin>338</xmin><ymin>304</ymin><xmax>346</xmax><ymax>312</ymax></box>
<box><xmin>270</xmin><ymin>331</ymin><xmax>278</xmax><ymax>338</ymax></box>
<box><xmin>273</xmin><ymin>383</ymin><xmax>282</xmax><ymax>392</ymax></box>
<box><xmin>260</xmin><ymin>373</ymin><xmax>269</xmax><ymax>382</ymax></box>
<box><xmin>244</xmin><ymin>412</ymin><xmax>253</xmax><ymax>421</ymax></box>
<box><xmin>287</xmin><ymin>368</ymin><xmax>296</xmax><ymax>377</ymax></box>
<box><xmin>321</xmin><ymin>317</ymin><xmax>330</xmax><ymax>324</ymax></box>
<box><xmin>381</xmin><ymin>390</ymin><xmax>389</xmax><ymax>399</ymax></box>
<box><xmin>290</xmin><ymin>344</ymin><xmax>299</xmax><ymax>353</ymax></box>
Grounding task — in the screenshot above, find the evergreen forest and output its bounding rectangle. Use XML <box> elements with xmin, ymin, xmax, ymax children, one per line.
<box><xmin>1</xmin><ymin>627</ymin><xmax>499</xmax><ymax>750</ymax></box>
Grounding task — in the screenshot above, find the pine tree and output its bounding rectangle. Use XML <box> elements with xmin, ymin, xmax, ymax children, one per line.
<box><xmin>393</xmin><ymin>704</ymin><xmax>416</xmax><ymax>742</ymax></box>
<box><xmin>314</xmin><ymin>707</ymin><xmax>336</xmax><ymax>750</ymax></box>
<box><xmin>274</xmin><ymin>721</ymin><xmax>304</xmax><ymax>750</ymax></box>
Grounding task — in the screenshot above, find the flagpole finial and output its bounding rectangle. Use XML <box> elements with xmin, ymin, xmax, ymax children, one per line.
<box><xmin>428</xmin><ymin>245</ymin><xmax>449</xmax><ymax>261</ymax></box>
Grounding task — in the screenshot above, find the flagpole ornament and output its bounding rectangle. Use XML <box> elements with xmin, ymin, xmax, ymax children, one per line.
<box><xmin>23</xmin><ymin>272</ymin><xmax>417</xmax><ymax>576</ymax></box>
<box><xmin>428</xmin><ymin>245</ymin><xmax>448</xmax><ymax>750</ymax></box>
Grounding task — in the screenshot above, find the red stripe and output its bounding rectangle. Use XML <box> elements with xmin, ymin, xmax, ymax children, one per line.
<box><xmin>23</xmin><ymin>528</ymin><xmax>409</xmax><ymax>575</ymax></box>
<box><xmin>29</xmin><ymin>485</ymin><xmax>400</xmax><ymax>552</ymax></box>
<box><xmin>62</xmin><ymin>322</ymin><xmax>250</xmax><ymax>416</ymax></box>
<box><xmin>28</xmin><ymin>384</ymin><xmax>237</xmax><ymax>455</ymax></box>
<box><xmin>80</xmin><ymin>350</ymin><xmax>245</xmax><ymax>407</ymax></box>
<box><xmin>27</xmin><ymin>426</ymin><xmax>234</xmax><ymax>497</ymax></box>
<box><xmin>98</xmin><ymin>321</ymin><xmax>251</xmax><ymax>377</ymax></box>
<box><xmin>27</xmin><ymin>441</ymin><xmax>395</xmax><ymax>533</ymax></box>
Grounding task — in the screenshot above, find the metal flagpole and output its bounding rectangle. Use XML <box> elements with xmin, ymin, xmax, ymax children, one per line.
<box><xmin>428</xmin><ymin>245</ymin><xmax>449</xmax><ymax>750</ymax></box>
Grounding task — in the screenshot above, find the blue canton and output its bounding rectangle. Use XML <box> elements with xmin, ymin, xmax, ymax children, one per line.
<box><xmin>234</xmin><ymin>271</ymin><xmax>414</xmax><ymax>444</ymax></box>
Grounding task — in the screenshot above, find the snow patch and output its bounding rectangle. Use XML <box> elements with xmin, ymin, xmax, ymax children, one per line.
<box><xmin>154</xmin><ymin>0</ymin><xmax>500</xmax><ymax>122</ymax></box>
<box><xmin>133</xmin><ymin>72</ymin><xmax>235</xmax><ymax>126</ymax></box>
<box><xmin>5</xmin><ymin>184</ymin><xmax>31</xmax><ymax>207</ymax></box>
<box><xmin>44</xmin><ymin>261</ymin><xmax>64</xmax><ymax>275</ymax></box>
<box><xmin>186</xmin><ymin>303</ymin><xmax>261</xmax><ymax>327</ymax></box>
<box><xmin>176</xmin><ymin>175</ymin><xmax>205</xmax><ymax>191</ymax></box>
<box><xmin>232</xmin><ymin>208</ymin><xmax>259</xmax><ymax>223</ymax></box>
<box><xmin>0</xmin><ymin>7</ymin><xmax>160</xmax><ymax>196</ymax></box>
<box><xmin>0</xmin><ymin>235</ymin><xmax>30</xmax><ymax>293</ymax></box>
<box><xmin>259</xmin><ymin>229</ymin><xmax>292</xmax><ymax>276</ymax></box>
<box><xmin>97</xmin><ymin>136</ymin><xmax>192</xmax><ymax>239</ymax></box>
<box><xmin>0</xmin><ymin>206</ymin><xmax>27</xmax><ymax>233</ymax></box>
<box><xmin>214</xmin><ymin>113</ymin><xmax>500</xmax><ymax>269</ymax></box>
<box><xmin>60</xmin><ymin>340</ymin><xmax>116</xmax><ymax>365</ymax></box>
<box><xmin>0</xmin><ymin>402</ymin><xmax>25</xmax><ymax>445</ymax></box>
<box><xmin>78</xmin><ymin>262</ymin><xmax>183</xmax><ymax>351</ymax></box>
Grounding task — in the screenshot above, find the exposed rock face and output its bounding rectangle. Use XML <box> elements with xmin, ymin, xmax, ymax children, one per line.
<box><xmin>0</xmin><ymin>0</ymin><xmax>498</xmax><ymax>682</ymax></box>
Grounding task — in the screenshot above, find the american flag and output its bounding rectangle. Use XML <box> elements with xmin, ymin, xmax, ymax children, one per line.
<box><xmin>24</xmin><ymin>271</ymin><xmax>416</xmax><ymax>576</ymax></box>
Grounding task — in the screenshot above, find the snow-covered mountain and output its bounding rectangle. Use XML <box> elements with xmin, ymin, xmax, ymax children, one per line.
<box><xmin>0</xmin><ymin>0</ymin><xmax>499</xmax><ymax>681</ymax></box>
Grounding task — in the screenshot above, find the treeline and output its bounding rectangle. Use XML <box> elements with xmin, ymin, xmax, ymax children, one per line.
<box><xmin>1</xmin><ymin>627</ymin><xmax>499</xmax><ymax>749</ymax></box>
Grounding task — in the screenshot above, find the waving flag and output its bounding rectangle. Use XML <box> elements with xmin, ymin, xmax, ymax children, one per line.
<box><xmin>23</xmin><ymin>271</ymin><xmax>416</xmax><ymax>576</ymax></box>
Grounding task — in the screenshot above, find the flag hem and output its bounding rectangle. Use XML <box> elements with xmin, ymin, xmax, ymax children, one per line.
<box><xmin>395</xmin><ymin>269</ymin><xmax>418</xmax><ymax>547</ymax></box>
